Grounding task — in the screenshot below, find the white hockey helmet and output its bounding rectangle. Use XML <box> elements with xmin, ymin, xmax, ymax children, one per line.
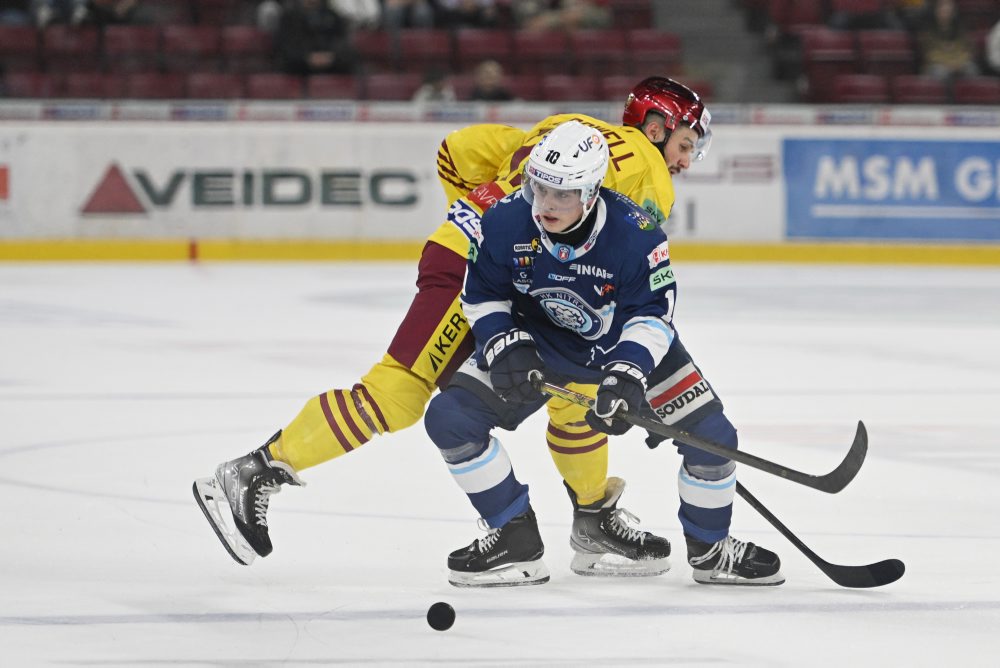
<box><xmin>523</xmin><ymin>120</ymin><xmax>610</xmax><ymax>221</ymax></box>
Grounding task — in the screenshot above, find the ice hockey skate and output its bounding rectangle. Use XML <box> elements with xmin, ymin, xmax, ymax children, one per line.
<box><xmin>192</xmin><ymin>431</ymin><xmax>304</xmax><ymax>565</ymax></box>
<box><xmin>567</xmin><ymin>477</ymin><xmax>671</xmax><ymax>577</ymax></box>
<box><xmin>447</xmin><ymin>507</ymin><xmax>550</xmax><ymax>587</ymax></box>
<box><xmin>687</xmin><ymin>534</ymin><xmax>784</xmax><ymax>585</ymax></box>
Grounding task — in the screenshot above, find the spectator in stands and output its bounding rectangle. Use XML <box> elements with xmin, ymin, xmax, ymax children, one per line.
<box><xmin>1</xmin><ymin>0</ymin><xmax>32</xmax><ymax>25</ymax></box>
<box><xmin>275</xmin><ymin>0</ymin><xmax>359</xmax><ymax>75</ymax></box>
<box><xmin>890</xmin><ymin>0</ymin><xmax>931</xmax><ymax>32</ymax></box>
<box><xmin>257</xmin><ymin>0</ymin><xmax>282</xmax><ymax>33</ymax></box>
<box><xmin>412</xmin><ymin>67</ymin><xmax>457</xmax><ymax>102</ymax></box>
<box><xmin>382</xmin><ymin>0</ymin><xmax>433</xmax><ymax>30</ymax></box>
<box><xmin>917</xmin><ymin>0</ymin><xmax>979</xmax><ymax>81</ymax></box>
<box><xmin>986</xmin><ymin>17</ymin><xmax>1000</xmax><ymax>75</ymax></box>
<box><xmin>433</xmin><ymin>0</ymin><xmax>498</xmax><ymax>29</ymax></box>
<box><xmin>31</xmin><ymin>0</ymin><xmax>137</xmax><ymax>26</ymax></box>
<box><xmin>512</xmin><ymin>0</ymin><xmax>610</xmax><ymax>31</ymax></box>
<box><xmin>828</xmin><ymin>1</ymin><xmax>904</xmax><ymax>31</ymax></box>
<box><xmin>332</xmin><ymin>0</ymin><xmax>380</xmax><ymax>29</ymax></box>
<box><xmin>469</xmin><ymin>59</ymin><xmax>514</xmax><ymax>101</ymax></box>
<box><xmin>75</xmin><ymin>0</ymin><xmax>138</xmax><ymax>25</ymax></box>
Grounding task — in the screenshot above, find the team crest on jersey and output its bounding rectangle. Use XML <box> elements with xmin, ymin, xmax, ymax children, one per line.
<box><xmin>554</xmin><ymin>244</ymin><xmax>573</xmax><ymax>262</ymax></box>
<box><xmin>530</xmin><ymin>287</ymin><xmax>612</xmax><ymax>340</ymax></box>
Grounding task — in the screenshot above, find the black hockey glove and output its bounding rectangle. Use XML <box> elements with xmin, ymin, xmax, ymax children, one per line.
<box><xmin>484</xmin><ymin>329</ymin><xmax>545</xmax><ymax>404</ymax></box>
<box><xmin>585</xmin><ymin>362</ymin><xmax>648</xmax><ymax>436</ymax></box>
<box><xmin>645</xmin><ymin>432</ymin><xmax>668</xmax><ymax>449</ymax></box>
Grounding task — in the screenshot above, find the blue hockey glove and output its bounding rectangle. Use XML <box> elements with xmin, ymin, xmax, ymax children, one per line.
<box><xmin>484</xmin><ymin>330</ymin><xmax>545</xmax><ymax>404</ymax></box>
<box><xmin>585</xmin><ymin>362</ymin><xmax>647</xmax><ymax>435</ymax></box>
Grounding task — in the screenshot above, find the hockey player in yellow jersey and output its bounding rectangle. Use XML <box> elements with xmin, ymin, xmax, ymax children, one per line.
<box><xmin>193</xmin><ymin>77</ymin><xmax>713</xmax><ymax>575</ymax></box>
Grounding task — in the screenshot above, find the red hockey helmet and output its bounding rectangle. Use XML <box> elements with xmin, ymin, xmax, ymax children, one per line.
<box><xmin>622</xmin><ymin>76</ymin><xmax>712</xmax><ymax>160</ymax></box>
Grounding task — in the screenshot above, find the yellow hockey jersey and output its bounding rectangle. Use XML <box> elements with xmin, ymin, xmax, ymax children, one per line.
<box><xmin>436</xmin><ymin>113</ymin><xmax>675</xmax><ymax>226</ymax></box>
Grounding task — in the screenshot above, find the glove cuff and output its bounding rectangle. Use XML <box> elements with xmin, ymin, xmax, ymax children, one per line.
<box><xmin>603</xmin><ymin>361</ymin><xmax>647</xmax><ymax>390</ymax></box>
<box><xmin>484</xmin><ymin>329</ymin><xmax>535</xmax><ymax>368</ymax></box>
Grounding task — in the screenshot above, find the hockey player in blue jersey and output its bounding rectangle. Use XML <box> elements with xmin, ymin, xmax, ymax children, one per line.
<box><xmin>424</xmin><ymin>120</ymin><xmax>785</xmax><ymax>588</ymax></box>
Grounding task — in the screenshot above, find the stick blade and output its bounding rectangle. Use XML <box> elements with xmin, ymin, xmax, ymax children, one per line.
<box><xmin>819</xmin><ymin>420</ymin><xmax>869</xmax><ymax>493</ymax></box>
<box><xmin>828</xmin><ymin>558</ymin><xmax>905</xmax><ymax>588</ymax></box>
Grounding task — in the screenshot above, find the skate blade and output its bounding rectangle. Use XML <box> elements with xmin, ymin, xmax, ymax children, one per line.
<box><xmin>571</xmin><ymin>552</ymin><xmax>670</xmax><ymax>577</ymax></box>
<box><xmin>692</xmin><ymin>568</ymin><xmax>785</xmax><ymax>586</ymax></box>
<box><xmin>448</xmin><ymin>560</ymin><xmax>550</xmax><ymax>588</ymax></box>
<box><xmin>192</xmin><ymin>477</ymin><xmax>257</xmax><ymax>566</ymax></box>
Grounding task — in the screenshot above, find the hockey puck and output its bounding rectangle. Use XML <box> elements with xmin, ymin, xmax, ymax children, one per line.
<box><xmin>426</xmin><ymin>601</ymin><xmax>455</xmax><ymax>631</ymax></box>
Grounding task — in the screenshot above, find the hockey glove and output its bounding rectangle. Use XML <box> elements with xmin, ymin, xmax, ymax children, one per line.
<box><xmin>485</xmin><ymin>329</ymin><xmax>545</xmax><ymax>404</ymax></box>
<box><xmin>585</xmin><ymin>361</ymin><xmax>648</xmax><ymax>436</ymax></box>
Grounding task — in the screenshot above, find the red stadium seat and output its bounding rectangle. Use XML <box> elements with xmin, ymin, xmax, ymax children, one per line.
<box><xmin>245</xmin><ymin>73</ymin><xmax>304</xmax><ymax>99</ymax></box>
<box><xmin>186</xmin><ymin>72</ymin><xmax>245</xmax><ymax>99</ymax></box>
<box><xmin>102</xmin><ymin>26</ymin><xmax>161</xmax><ymax>73</ymax></box>
<box><xmin>161</xmin><ymin>25</ymin><xmax>223</xmax><ymax>73</ymax></box>
<box><xmin>61</xmin><ymin>72</ymin><xmax>127</xmax><ymax>99</ymax></box>
<box><xmin>767</xmin><ymin>0</ymin><xmax>827</xmax><ymax>38</ymax></box>
<box><xmin>363</xmin><ymin>73</ymin><xmax>422</xmax><ymax>101</ymax></box>
<box><xmin>220</xmin><ymin>26</ymin><xmax>274</xmax><ymax>74</ymax></box>
<box><xmin>142</xmin><ymin>0</ymin><xmax>196</xmax><ymax>24</ymax></box>
<box><xmin>856</xmin><ymin>30</ymin><xmax>915</xmax><ymax>78</ymax></box>
<box><xmin>801</xmin><ymin>28</ymin><xmax>858</xmax><ymax>102</ymax></box>
<box><xmin>511</xmin><ymin>31</ymin><xmax>570</xmax><ymax>75</ymax></box>
<box><xmin>505</xmin><ymin>74</ymin><xmax>544</xmax><ymax>101</ymax></box>
<box><xmin>42</xmin><ymin>26</ymin><xmax>101</xmax><ymax>73</ymax></box>
<box><xmin>125</xmin><ymin>72</ymin><xmax>186</xmax><ymax>99</ymax></box>
<box><xmin>829</xmin><ymin>0</ymin><xmax>883</xmax><ymax>14</ymax></box>
<box><xmin>195</xmin><ymin>0</ymin><xmax>247</xmax><ymax>25</ymax></box>
<box><xmin>830</xmin><ymin>73</ymin><xmax>889</xmax><ymax>103</ymax></box>
<box><xmin>599</xmin><ymin>75</ymin><xmax>636</xmax><ymax>102</ymax></box>
<box><xmin>0</xmin><ymin>26</ymin><xmax>41</xmax><ymax>72</ymax></box>
<box><xmin>352</xmin><ymin>30</ymin><xmax>394</xmax><ymax>73</ymax></box>
<box><xmin>952</xmin><ymin>77</ymin><xmax>1000</xmax><ymax>105</ymax></box>
<box><xmin>395</xmin><ymin>30</ymin><xmax>453</xmax><ymax>74</ymax></box>
<box><xmin>306</xmin><ymin>74</ymin><xmax>361</xmax><ymax>100</ymax></box>
<box><xmin>569</xmin><ymin>30</ymin><xmax>629</xmax><ymax>76</ymax></box>
<box><xmin>453</xmin><ymin>29</ymin><xmax>513</xmax><ymax>73</ymax></box>
<box><xmin>2</xmin><ymin>72</ymin><xmax>59</xmax><ymax>98</ymax></box>
<box><xmin>891</xmin><ymin>75</ymin><xmax>949</xmax><ymax>104</ymax></box>
<box><xmin>541</xmin><ymin>74</ymin><xmax>599</xmax><ymax>101</ymax></box>
<box><xmin>627</xmin><ymin>30</ymin><xmax>683</xmax><ymax>78</ymax></box>
<box><xmin>954</xmin><ymin>0</ymin><xmax>999</xmax><ymax>29</ymax></box>
<box><xmin>614</xmin><ymin>0</ymin><xmax>654</xmax><ymax>30</ymax></box>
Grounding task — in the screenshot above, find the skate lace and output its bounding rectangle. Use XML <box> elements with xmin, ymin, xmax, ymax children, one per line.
<box><xmin>714</xmin><ymin>536</ymin><xmax>749</xmax><ymax>575</ymax></box>
<box><xmin>253</xmin><ymin>481</ymin><xmax>282</xmax><ymax>527</ymax></box>
<box><xmin>475</xmin><ymin>518</ymin><xmax>501</xmax><ymax>554</ymax></box>
<box><xmin>607</xmin><ymin>508</ymin><xmax>646</xmax><ymax>545</ymax></box>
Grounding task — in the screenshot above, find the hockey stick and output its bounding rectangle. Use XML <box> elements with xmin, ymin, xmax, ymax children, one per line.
<box><xmin>533</xmin><ymin>379</ymin><xmax>867</xmax><ymax>494</ymax></box>
<box><xmin>736</xmin><ymin>482</ymin><xmax>905</xmax><ymax>588</ymax></box>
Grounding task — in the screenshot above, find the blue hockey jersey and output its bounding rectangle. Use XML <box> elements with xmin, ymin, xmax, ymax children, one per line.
<box><xmin>461</xmin><ymin>187</ymin><xmax>677</xmax><ymax>383</ymax></box>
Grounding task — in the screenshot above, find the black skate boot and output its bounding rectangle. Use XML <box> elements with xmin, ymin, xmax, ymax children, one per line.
<box><xmin>193</xmin><ymin>431</ymin><xmax>304</xmax><ymax>565</ymax></box>
<box><xmin>686</xmin><ymin>534</ymin><xmax>784</xmax><ymax>586</ymax></box>
<box><xmin>567</xmin><ymin>477</ymin><xmax>671</xmax><ymax>576</ymax></box>
<box><xmin>447</xmin><ymin>507</ymin><xmax>550</xmax><ymax>587</ymax></box>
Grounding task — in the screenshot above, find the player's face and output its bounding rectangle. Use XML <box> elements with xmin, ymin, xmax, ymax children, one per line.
<box><xmin>529</xmin><ymin>180</ymin><xmax>586</xmax><ymax>233</ymax></box>
<box><xmin>664</xmin><ymin>126</ymin><xmax>701</xmax><ymax>175</ymax></box>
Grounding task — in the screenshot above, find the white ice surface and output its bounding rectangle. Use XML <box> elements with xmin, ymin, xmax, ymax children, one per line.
<box><xmin>1</xmin><ymin>261</ymin><xmax>998</xmax><ymax>666</ymax></box>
